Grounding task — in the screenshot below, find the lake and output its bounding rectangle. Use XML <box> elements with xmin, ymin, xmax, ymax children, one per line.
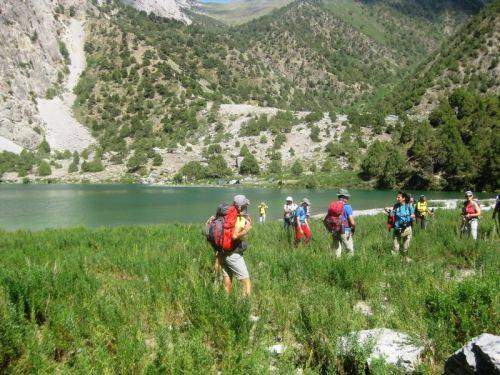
<box><xmin>0</xmin><ymin>184</ymin><xmax>491</xmax><ymax>231</ymax></box>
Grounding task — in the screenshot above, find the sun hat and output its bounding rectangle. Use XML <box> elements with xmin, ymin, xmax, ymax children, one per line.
<box><xmin>234</xmin><ymin>194</ymin><xmax>250</xmax><ymax>207</ymax></box>
<box><xmin>286</xmin><ymin>196</ymin><xmax>293</xmax><ymax>202</ymax></box>
<box><xmin>465</xmin><ymin>191</ymin><xmax>473</xmax><ymax>197</ymax></box>
<box><xmin>337</xmin><ymin>188</ymin><xmax>351</xmax><ymax>198</ymax></box>
<box><xmin>302</xmin><ymin>198</ymin><xmax>311</xmax><ymax>206</ymax></box>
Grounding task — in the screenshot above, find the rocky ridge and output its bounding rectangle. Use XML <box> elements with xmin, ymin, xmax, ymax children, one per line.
<box><xmin>120</xmin><ymin>0</ymin><xmax>196</xmax><ymax>24</ymax></box>
<box><xmin>0</xmin><ymin>0</ymin><xmax>91</xmax><ymax>152</ymax></box>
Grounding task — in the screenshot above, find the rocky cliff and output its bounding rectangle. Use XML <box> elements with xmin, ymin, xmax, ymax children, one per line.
<box><xmin>0</xmin><ymin>0</ymin><xmax>91</xmax><ymax>151</ymax></box>
<box><xmin>120</xmin><ymin>0</ymin><xmax>196</xmax><ymax>24</ymax></box>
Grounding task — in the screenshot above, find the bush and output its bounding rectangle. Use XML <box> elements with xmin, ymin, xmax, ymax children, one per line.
<box><xmin>126</xmin><ymin>151</ymin><xmax>148</xmax><ymax>173</ymax></box>
<box><xmin>268</xmin><ymin>159</ymin><xmax>282</xmax><ymax>174</ymax></box>
<box><xmin>82</xmin><ymin>159</ymin><xmax>104</xmax><ymax>173</ymax></box>
<box><xmin>290</xmin><ymin>160</ymin><xmax>304</xmax><ymax>176</ymax></box>
<box><xmin>152</xmin><ymin>153</ymin><xmax>162</xmax><ymax>166</ymax></box>
<box><xmin>68</xmin><ymin>162</ymin><xmax>78</xmax><ymax>173</ymax></box>
<box><xmin>206</xmin><ymin>155</ymin><xmax>232</xmax><ymax>179</ymax></box>
<box><xmin>239</xmin><ymin>154</ymin><xmax>260</xmax><ymax>175</ymax></box>
<box><xmin>37</xmin><ymin>161</ymin><xmax>51</xmax><ymax>176</ymax></box>
<box><xmin>179</xmin><ymin>161</ymin><xmax>206</xmax><ymax>181</ymax></box>
<box><xmin>37</xmin><ymin>138</ymin><xmax>51</xmax><ymax>156</ymax></box>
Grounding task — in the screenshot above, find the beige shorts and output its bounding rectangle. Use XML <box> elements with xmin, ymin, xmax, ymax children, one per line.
<box><xmin>220</xmin><ymin>252</ymin><xmax>250</xmax><ymax>280</ymax></box>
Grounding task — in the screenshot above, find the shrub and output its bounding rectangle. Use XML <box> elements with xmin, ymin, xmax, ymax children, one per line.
<box><xmin>37</xmin><ymin>161</ymin><xmax>51</xmax><ymax>176</ymax></box>
<box><xmin>291</xmin><ymin>160</ymin><xmax>304</xmax><ymax>176</ymax></box>
<box><xmin>68</xmin><ymin>162</ymin><xmax>78</xmax><ymax>173</ymax></box>
<box><xmin>239</xmin><ymin>154</ymin><xmax>260</xmax><ymax>175</ymax></box>
<box><xmin>126</xmin><ymin>152</ymin><xmax>147</xmax><ymax>173</ymax></box>
<box><xmin>206</xmin><ymin>155</ymin><xmax>232</xmax><ymax>179</ymax></box>
<box><xmin>81</xmin><ymin>159</ymin><xmax>104</xmax><ymax>173</ymax></box>
<box><xmin>268</xmin><ymin>159</ymin><xmax>282</xmax><ymax>174</ymax></box>
<box><xmin>179</xmin><ymin>161</ymin><xmax>206</xmax><ymax>181</ymax></box>
<box><xmin>152</xmin><ymin>153</ymin><xmax>162</xmax><ymax>166</ymax></box>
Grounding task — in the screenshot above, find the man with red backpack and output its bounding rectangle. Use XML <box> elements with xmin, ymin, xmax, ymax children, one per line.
<box><xmin>323</xmin><ymin>189</ymin><xmax>356</xmax><ymax>257</ymax></box>
<box><xmin>205</xmin><ymin>195</ymin><xmax>252</xmax><ymax>296</ymax></box>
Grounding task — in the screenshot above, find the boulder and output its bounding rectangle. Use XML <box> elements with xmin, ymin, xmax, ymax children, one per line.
<box><xmin>339</xmin><ymin>328</ymin><xmax>423</xmax><ymax>372</ymax></box>
<box><xmin>444</xmin><ymin>333</ymin><xmax>500</xmax><ymax>374</ymax></box>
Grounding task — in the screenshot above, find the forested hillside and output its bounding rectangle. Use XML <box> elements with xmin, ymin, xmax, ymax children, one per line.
<box><xmin>72</xmin><ymin>0</ymin><xmax>489</xmax><ymax>166</ymax></box>
<box><xmin>0</xmin><ymin>0</ymin><xmax>496</xmax><ymax>189</ymax></box>
<box><xmin>359</xmin><ymin>3</ymin><xmax>499</xmax><ymax>191</ymax></box>
<box><xmin>381</xmin><ymin>1</ymin><xmax>499</xmax><ymax>114</ymax></box>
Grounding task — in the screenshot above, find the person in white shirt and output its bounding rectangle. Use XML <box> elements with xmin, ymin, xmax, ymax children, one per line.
<box><xmin>283</xmin><ymin>196</ymin><xmax>297</xmax><ymax>241</ymax></box>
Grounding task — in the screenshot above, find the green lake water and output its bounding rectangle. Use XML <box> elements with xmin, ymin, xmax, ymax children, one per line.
<box><xmin>0</xmin><ymin>184</ymin><xmax>491</xmax><ymax>231</ymax></box>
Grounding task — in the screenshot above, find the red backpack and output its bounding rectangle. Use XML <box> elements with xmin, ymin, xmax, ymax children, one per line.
<box><xmin>205</xmin><ymin>204</ymin><xmax>238</xmax><ymax>251</ymax></box>
<box><xmin>323</xmin><ymin>200</ymin><xmax>345</xmax><ymax>234</ymax></box>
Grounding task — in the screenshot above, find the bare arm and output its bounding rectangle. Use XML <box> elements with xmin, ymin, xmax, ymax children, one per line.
<box><xmin>232</xmin><ymin>220</ymin><xmax>252</xmax><ymax>240</ymax></box>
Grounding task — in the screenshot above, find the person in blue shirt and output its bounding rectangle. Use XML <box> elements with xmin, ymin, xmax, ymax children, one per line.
<box><xmin>294</xmin><ymin>198</ymin><xmax>312</xmax><ymax>246</ymax></box>
<box><xmin>386</xmin><ymin>191</ymin><xmax>415</xmax><ymax>261</ymax></box>
<box><xmin>332</xmin><ymin>189</ymin><xmax>356</xmax><ymax>257</ymax></box>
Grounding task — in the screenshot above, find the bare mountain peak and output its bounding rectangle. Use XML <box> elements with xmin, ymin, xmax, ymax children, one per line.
<box><xmin>120</xmin><ymin>0</ymin><xmax>196</xmax><ymax>24</ymax></box>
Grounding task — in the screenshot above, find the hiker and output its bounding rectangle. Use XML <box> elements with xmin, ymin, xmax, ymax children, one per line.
<box><xmin>258</xmin><ymin>201</ymin><xmax>268</xmax><ymax>224</ymax></box>
<box><xmin>494</xmin><ymin>195</ymin><xmax>500</xmax><ymax>232</ymax></box>
<box><xmin>386</xmin><ymin>191</ymin><xmax>415</xmax><ymax>261</ymax></box>
<box><xmin>294</xmin><ymin>198</ymin><xmax>312</xmax><ymax>246</ymax></box>
<box><xmin>415</xmin><ymin>195</ymin><xmax>433</xmax><ymax>230</ymax></box>
<box><xmin>304</xmin><ymin>198</ymin><xmax>311</xmax><ymax>222</ymax></box>
<box><xmin>461</xmin><ymin>191</ymin><xmax>481</xmax><ymax>241</ymax></box>
<box><xmin>205</xmin><ymin>195</ymin><xmax>252</xmax><ymax>296</ymax></box>
<box><xmin>323</xmin><ymin>189</ymin><xmax>356</xmax><ymax>257</ymax></box>
<box><xmin>283</xmin><ymin>196</ymin><xmax>297</xmax><ymax>238</ymax></box>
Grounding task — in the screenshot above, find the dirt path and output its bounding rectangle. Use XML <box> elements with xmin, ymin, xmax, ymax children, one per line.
<box><xmin>37</xmin><ymin>18</ymin><xmax>94</xmax><ymax>152</ymax></box>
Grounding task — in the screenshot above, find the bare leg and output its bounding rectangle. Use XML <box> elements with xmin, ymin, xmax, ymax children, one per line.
<box><xmin>332</xmin><ymin>236</ymin><xmax>341</xmax><ymax>257</ymax></box>
<box><xmin>392</xmin><ymin>235</ymin><xmax>400</xmax><ymax>254</ymax></box>
<box><xmin>223</xmin><ymin>276</ymin><xmax>232</xmax><ymax>294</ymax></box>
<box><xmin>241</xmin><ymin>278</ymin><xmax>252</xmax><ymax>296</ymax></box>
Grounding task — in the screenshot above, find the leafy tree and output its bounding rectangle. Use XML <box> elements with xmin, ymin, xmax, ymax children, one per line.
<box><xmin>360</xmin><ymin>141</ymin><xmax>391</xmax><ymax>179</ymax></box>
<box><xmin>239</xmin><ymin>154</ymin><xmax>260</xmax><ymax>175</ymax></box>
<box><xmin>127</xmin><ymin>152</ymin><xmax>147</xmax><ymax>173</ymax></box>
<box><xmin>290</xmin><ymin>160</ymin><xmax>304</xmax><ymax>176</ymax></box>
<box><xmin>152</xmin><ymin>153</ymin><xmax>163</xmax><ymax>166</ymax></box>
<box><xmin>239</xmin><ymin>144</ymin><xmax>251</xmax><ymax>157</ymax></box>
<box><xmin>179</xmin><ymin>161</ymin><xmax>206</xmax><ymax>181</ymax></box>
<box><xmin>206</xmin><ymin>155</ymin><xmax>232</xmax><ymax>178</ymax></box>
<box><xmin>37</xmin><ymin>138</ymin><xmax>51</xmax><ymax>156</ymax></box>
<box><xmin>321</xmin><ymin>159</ymin><xmax>334</xmax><ymax>172</ymax></box>
<box><xmin>268</xmin><ymin>159</ymin><xmax>282</xmax><ymax>174</ymax></box>
<box><xmin>37</xmin><ymin>161</ymin><xmax>52</xmax><ymax>176</ymax></box>
<box><xmin>82</xmin><ymin>159</ymin><xmax>104</xmax><ymax>173</ymax></box>
<box><xmin>68</xmin><ymin>162</ymin><xmax>78</xmax><ymax>173</ymax></box>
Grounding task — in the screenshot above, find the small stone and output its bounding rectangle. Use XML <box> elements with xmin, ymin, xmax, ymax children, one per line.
<box><xmin>249</xmin><ymin>315</ymin><xmax>260</xmax><ymax>322</ymax></box>
<box><xmin>268</xmin><ymin>344</ymin><xmax>287</xmax><ymax>355</ymax></box>
<box><xmin>354</xmin><ymin>300</ymin><xmax>373</xmax><ymax>317</ymax></box>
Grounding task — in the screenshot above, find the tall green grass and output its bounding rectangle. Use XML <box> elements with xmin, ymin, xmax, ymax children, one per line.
<box><xmin>0</xmin><ymin>211</ymin><xmax>498</xmax><ymax>373</ymax></box>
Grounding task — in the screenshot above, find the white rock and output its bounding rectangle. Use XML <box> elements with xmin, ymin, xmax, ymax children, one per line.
<box><xmin>339</xmin><ymin>328</ymin><xmax>423</xmax><ymax>371</ymax></box>
<box><xmin>444</xmin><ymin>333</ymin><xmax>500</xmax><ymax>374</ymax></box>
<box><xmin>268</xmin><ymin>344</ymin><xmax>287</xmax><ymax>355</ymax></box>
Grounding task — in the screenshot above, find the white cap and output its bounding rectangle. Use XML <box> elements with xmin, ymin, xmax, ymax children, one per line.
<box><xmin>286</xmin><ymin>196</ymin><xmax>293</xmax><ymax>202</ymax></box>
<box><xmin>234</xmin><ymin>194</ymin><xmax>250</xmax><ymax>207</ymax></box>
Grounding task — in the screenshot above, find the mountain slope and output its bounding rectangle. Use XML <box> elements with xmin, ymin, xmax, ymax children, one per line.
<box><xmin>383</xmin><ymin>1</ymin><xmax>499</xmax><ymax>114</ymax></box>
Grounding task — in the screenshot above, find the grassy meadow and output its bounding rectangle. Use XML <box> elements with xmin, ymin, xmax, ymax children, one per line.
<box><xmin>0</xmin><ymin>211</ymin><xmax>498</xmax><ymax>373</ymax></box>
